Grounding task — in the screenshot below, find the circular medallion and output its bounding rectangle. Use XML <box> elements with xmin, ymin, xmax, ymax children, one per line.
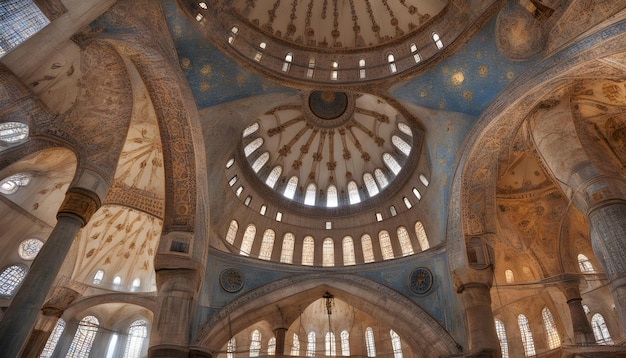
<box><xmin>408</xmin><ymin>267</ymin><xmax>433</xmax><ymax>294</ymax></box>
<box><xmin>309</xmin><ymin>91</ymin><xmax>348</xmax><ymax>120</ymax></box>
<box><xmin>220</xmin><ymin>268</ymin><xmax>244</xmax><ymax>293</ymax></box>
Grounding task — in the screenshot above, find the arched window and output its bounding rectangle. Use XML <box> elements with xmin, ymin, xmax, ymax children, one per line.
<box><xmin>259</xmin><ymin>229</ymin><xmax>275</xmax><ymax>260</ymax></box>
<box><xmin>227</xmin><ymin>337</ymin><xmax>236</xmax><ymax>358</ymax></box>
<box><xmin>307</xmin><ymin>58</ymin><xmax>316</xmax><ymax>79</ymax></box>
<box><xmin>0</xmin><ymin>122</ymin><xmax>29</xmax><ymax>143</ymax></box>
<box><xmin>410</xmin><ymin>43</ymin><xmax>421</xmax><ymax>63</ymax></box>
<box><xmin>517</xmin><ymin>314</ymin><xmax>536</xmax><ymax>357</ymax></box>
<box><xmin>397</xmin><ymin>122</ymin><xmax>412</xmax><ymax>137</ymax></box>
<box><xmin>281</xmin><ymin>233</ymin><xmax>295</xmax><ymax>264</ymax></box>
<box><xmin>235</xmin><ymin>186</ymin><xmax>244</xmax><ymax>197</ymax></box>
<box><xmin>330</xmin><ymin>60</ymin><xmax>339</xmax><ymax>80</ymax></box>
<box><xmin>123</xmin><ymin>319</ymin><xmax>148</xmax><ymax>358</ymax></box>
<box><xmin>505</xmin><ymin>270</ymin><xmax>514</xmax><ymax>284</ymax></box>
<box><xmin>226</xmin><ymin>220</ymin><xmax>238</xmax><ymax>244</ymax></box>
<box><xmin>244</xmin><ymin>137</ymin><xmax>264</xmax><ymax>157</ymax></box>
<box><xmin>382</xmin><ymin>153</ymin><xmax>401</xmax><ymax>175</ymax></box>
<box><xmin>266</xmin><ymin>166</ymin><xmax>282</xmax><ymax>188</ymax></box>
<box><xmin>40</xmin><ymin>318</ymin><xmax>65</xmax><ymax>358</ymax></box>
<box><xmin>361</xmin><ymin>235</ymin><xmax>375</xmax><ymax>263</ymax></box>
<box><xmin>252</xmin><ymin>152</ymin><xmax>270</xmax><ymax>172</ymax></box>
<box><xmin>415</xmin><ymin>222</ymin><xmax>430</xmax><ymax>250</ymax></box>
<box><xmin>228</xmin><ymin>26</ymin><xmax>239</xmax><ymax>44</ymax></box>
<box><xmin>577</xmin><ymin>254</ymin><xmax>594</xmax><ymax>272</ymax></box>
<box><xmin>392</xmin><ymin>135</ymin><xmax>411</xmax><ymax>156</ymax></box>
<box><xmin>302</xmin><ymin>236</ymin><xmax>315</xmax><ymax>266</ymax></box>
<box><xmin>494</xmin><ymin>319</ymin><xmax>509</xmax><ymax>358</ymax></box>
<box><xmin>326</xmin><ymin>185</ymin><xmax>338</xmax><ymax>207</ymax></box>
<box><xmin>113</xmin><ymin>276</ymin><xmax>122</xmax><ymax>285</ymax></box>
<box><xmin>131</xmin><ymin>278</ymin><xmax>141</xmax><ymax>290</ymax></box>
<box><xmin>363</xmin><ymin>173</ymin><xmax>379</xmax><ymax>197</ymax></box>
<box><xmin>397</xmin><ymin>226</ymin><xmax>414</xmax><ymax>256</ymax></box>
<box><xmin>260</xmin><ymin>205</ymin><xmax>267</xmax><ymax>215</ymax></box>
<box><xmin>254</xmin><ymin>42</ymin><xmax>266</xmax><ymax>62</ymax></box>
<box><xmin>374</xmin><ymin>168</ymin><xmax>389</xmax><ymax>188</ymax></box>
<box><xmin>325</xmin><ymin>331</ymin><xmax>336</xmax><ymax>356</ymax></box>
<box><xmin>92</xmin><ymin>269</ymin><xmax>104</xmax><ymax>285</ymax></box>
<box><xmin>591</xmin><ymin>313</ymin><xmax>613</xmax><ymax>345</ymax></box>
<box><xmin>412</xmin><ymin>188</ymin><xmax>421</xmax><ymax>200</ymax></box>
<box><xmin>66</xmin><ymin>315</ymin><xmax>99</xmax><ymax>358</ymax></box>
<box><xmin>268</xmin><ymin>337</ymin><xmax>276</xmax><ymax>355</ymax></box>
<box><xmin>250</xmin><ymin>330</ymin><xmax>261</xmax><ymax>357</ymax></box>
<box><xmin>291</xmin><ymin>333</ymin><xmax>301</xmax><ymax>356</ymax></box>
<box><xmin>403</xmin><ymin>197</ymin><xmax>412</xmax><ymax>209</ymax></box>
<box><xmin>226</xmin><ymin>158</ymin><xmax>235</xmax><ymax>169</ymax></box>
<box><xmin>340</xmin><ymin>330</ymin><xmax>350</xmax><ymax>356</ymax></box>
<box><xmin>390</xmin><ymin>205</ymin><xmax>397</xmax><ymax>216</ymax></box>
<box><xmin>244</xmin><ymin>196</ymin><xmax>252</xmax><ymax>206</ymax></box>
<box><xmin>283</xmin><ymin>52</ymin><xmax>293</xmax><ymax>72</ymax></box>
<box><xmin>18</xmin><ymin>238</ymin><xmax>43</xmax><ymax>260</ymax></box>
<box><xmin>347</xmin><ymin>181</ymin><xmax>360</xmax><ymax>204</ymax></box>
<box><xmin>542</xmin><ymin>307</ymin><xmax>560</xmax><ymax>349</ymax></box>
<box><xmin>342</xmin><ymin>236</ymin><xmax>355</xmax><ymax>266</ymax></box>
<box><xmin>284</xmin><ymin>176</ymin><xmax>298</xmax><ymax>199</ymax></box>
<box><xmin>0</xmin><ymin>1</ymin><xmax>49</xmax><ymax>58</ymax></box>
<box><xmin>359</xmin><ymin>59</ymin><xmax>366</xmax><ymax>79</ymax></box>
<box><xmin>307</xmin><ymin>331</ymin><xmax>316</xmax><ymax>357</ymax></box>
<box><xmin>387</xmin><ymin>53</ymin><xmax>397</xmax><ymax>73</ymax></box>
<box><xmin>379</xmin><ymin>230</ymin><xmax>394</xmax><ymax>260</ymax></box>
<box><xmin>432</xmin><ymin>32</ymin><xmax>443</xmax><ymax>49</ymax></box>
<box><xmin>390</xmin><ymin>330</ymin><xmax>402</xmax><ymax>358</ymax></box>
<box><xmin>419</xmin><ymin>174</ymin><xmax>429</xmax><ymax>186</ymax></box>
<box><xmin>229</xmin><ymin>175</ymin><xmax>238</xmax><ymax>187</ymax></box>
<box><xmin>0</xmin><ymin>264</ymin><xmax>26</xmax><ymax>296</ymax></box>
<box><xmin>305</xmin><ymin>183</ymin><xmax>317</xmax><ymax>205</ymax></box>
<box><xmin>243</xmin><ymin>122</ymin><xmax>259</xmax><ymax>137</ymax></box>
<box><xmin>0</xmin><ymin>173</ymin><xmax>31</xmax><ymax>195</ymax></box>
<box><xmin>240</xmin><ymin>224</ymin><xmax>256</xmax><ymax>256</ymax></box>
<box><xmin>365</xmin><ymin>327</ymin><xmax>376</xmax><ymax>357</ymax></box>
<box><xmin>323</xmin><ymin>238</ymin><xmax>334</xmax><ymax>267</ymax></box>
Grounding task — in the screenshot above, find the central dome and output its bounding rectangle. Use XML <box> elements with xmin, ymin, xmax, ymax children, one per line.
<box><xmin>238</xmin><ymin>92</ymin><xmax>418</xmax><ymax>209</ymax></box>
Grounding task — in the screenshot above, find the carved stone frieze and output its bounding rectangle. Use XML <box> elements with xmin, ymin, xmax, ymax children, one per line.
<box><xmin>57</xmin><ymin>187</ymin><xmax>102</xmax><ymax>226</ymax></box>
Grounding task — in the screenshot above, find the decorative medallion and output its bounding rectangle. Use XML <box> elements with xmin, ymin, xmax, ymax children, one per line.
<box><xmin>304</xmin><ymin>91</ymin><xmax>355</xmax><ymax>128</ymax></box>
<box><xmin>408</xmin><ymin>267</ymin><xmax>433</xmax><ymax>294</ymax></box>
<box><xmin>220</xmin><ymin>268</ymin><xmax>244</xmax><ymax>293</ymax></box>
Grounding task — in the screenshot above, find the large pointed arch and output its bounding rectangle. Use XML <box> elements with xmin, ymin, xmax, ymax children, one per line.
<box><xmin>191</xmin><ymin>273</ymin><xmax>459</xmax><ymax>357</ymax></box>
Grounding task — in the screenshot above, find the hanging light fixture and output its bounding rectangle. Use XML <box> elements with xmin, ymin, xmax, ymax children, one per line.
<box><xmin>323</xmin><ymin>291</ymin><xmax>334</xmax><ymax>315</ymax></box>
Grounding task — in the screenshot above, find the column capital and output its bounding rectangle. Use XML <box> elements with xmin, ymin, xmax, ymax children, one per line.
<box><xmin>57</xmin><ymin>187</ymin><xmax>101</xmax><ymax>226</ymax></box>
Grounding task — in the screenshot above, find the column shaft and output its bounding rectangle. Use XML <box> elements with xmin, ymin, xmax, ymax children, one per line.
<box><xmin>460</xmin><ymin>283</ymin><xmax>501</xmax><ymax>357</ymax></box>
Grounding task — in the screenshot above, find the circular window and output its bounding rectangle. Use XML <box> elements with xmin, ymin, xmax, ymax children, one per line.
<box><xmin>18</xmin><ymin>238</ymin><xmax>44</xmax><ymax>260</ymax></box>
<box><xmin>0</xmin><ymin>122</ymin><xmax>29</xmax><ymax>143</ymax></box>
<box><xmin>0</xmin><ymin>173</ymin><xmax>31</xmax><ymax>195</ymax></box>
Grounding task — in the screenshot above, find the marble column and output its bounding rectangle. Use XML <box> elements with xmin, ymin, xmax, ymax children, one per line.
<box><xmin>274</xmin><ymin>327</ymin><xmax>288</xmax><ymax>355</ymax></box>
<box><xmin>560</xmin><ymin>279</ymin><xmax>595</xmax><ymax>344</ymax></box>
<box><xmin>20</xmin><ymin>283</ymin><xmax>84</xmax><ymax>358</ymax></box>
<box><xmin>0</xmin><ymin>187</ymin><xmax>100</xmax><ymax>357</ymax></box>
<box><xmin>148</xmin><ymin>268</ymin><xmax>201</xmax><ymax>358</ymax></box>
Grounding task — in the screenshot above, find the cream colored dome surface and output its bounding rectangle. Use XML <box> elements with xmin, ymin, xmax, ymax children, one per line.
<box><xmin>238</xmin><ymin>92</ymin><xmax>417</xmax><ymax>209</ymax></box>
<box><xmin>231</xmin><ymin>0</ymin><xmax>447</xmax><ymax>49</ymax></box>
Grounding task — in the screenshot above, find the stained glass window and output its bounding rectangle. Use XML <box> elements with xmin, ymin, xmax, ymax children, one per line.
<box><xmin>390</xmin><ymin>330</ymin><xmax>402</xmax><ymax>358</ymax></box>
<box><xmin>326</xmin><ymin>185</ymin><xmax>338</xmax><ymax>208</ymax></box>
<box><xmin>291</xmin><ymin>333</ymin><xmax>300</xmax><ymax>356</ymax></box>
<box><xmin>382</xmin><ymin>153</ymin><xmax>401</xmax><ymax>175</ymax></box>
<box><xmin>591</xmin><ymin>313</ymin><xmax>613</xmax><ymax>345</ymax></box>
<box><xmin>123</xmin><ymin>319</ymin><xmax>148</xmax><ymax>358</ymax></box>
<box><xmin>240</xmin><ymin>225</ymin><xmax>256</xmax><ymax>256</ymax></box>
<box><xmin>304</xmin><ymin>183</ymin><xmax>317</xmax><ymax>206</ymax></box>
<box><xmin>302</xmin><ymin>236</ymin><xmax>314</xmax><ymax>266</ymax></box>
<box><xmin>259</xmin><ymin>229</ymin><xmax>275</xmax><ymax>260</ymax></box>
<box><xmin>92</xmin><ymin>270</ymin><xmax>104</xmax><ymax>285</ymax></box>
<box><xmin>18</xmin><ymin>238</ymin><xmax>43</xmax><ymax>260</ymax></box>
<box><xmin>542</xmin><ymin>308</ymin><xmax>560</xmax><ymax>349</ymax></box>
<box><xmin>39</xmin><ymin>318</ymin><xmax>65</xmax><ymax>358</ymax></box>
<box><xmin>379</xmin><ymin>231</ymin><xmax>394</xmax><ymax>260</ymax></box>
<box><xmin>342</xmin><ymin>237</ymin><xmax>355</xmax><ymax>266</ymax></box>
<box><xmin>0</xmin><ymin>0</ymin><xmax>50</xmax><ymax>57</ymax></box>
<box><xmin>518</xmin><ymin>314</ymin><xmax>535</xmax><ymax>357</ymax></box>
<box><xmin>374</xmin><ymin>169</ymin><xmax>388</xmax><ymax>188</ymax></box>
<box><xmin>340</xmin><ymin>331</ymin><xmax>349</xmax><ymax>356</ymax></box>
<box><xmin>284</xmin><ymin>176</ymin><xmax>298</xmax><ymax>199</ymax></box>
<box><xmin>250</xmin><ymin>330</ymin><xmax>261</xmax><ymax>357</ymax></box>
<box><xmin>0</xmin><ymin>122</ymin><xmax>29</xmax><ymax>143</ymax></box>
<box><xmin>252</xmin><ymin>152</ymin><xmax>270</xmax><ymax>173</ymax></box>
<box><xmin>578</xmin><ymin>254</ymin><xmax>594</xmax><ymax>273</ymax></box>
<box><xmin>325</xmin><ymin>332</ymin><xmax>336</xmax><ymax>356</ymax></box>
<box><xmin>361</xmin><ymin>235</ymin><xmax>374</xmax><ymax>263</ymax></box>
<box><xmin>281</xmin><ymin>233</ymin><xmax>295</xmax><ymax>264</ymax></box>
<box><xmin>226</xmin><ymin>220</ymin><xmax>238</xmax><ymax>244</ymax></box>
<box><xmin>243</xmin><ymin>122</ymin><xmax>259</xmax><ymax>137</ymax></box>
<box><xmin>268</xmin><ymin>337</ymin><xmax>276</xmax><ymax>355</ymax></box>
<box><xmin>323</xmin><ymin>238</ymin><xmax>334</xmax><ymax>267</ymax></box>
<box><xmin>0</xmin><ymin>173</ymin><xmax>31</xmax><ymax>195</ymax></box>
<box><xmin>392</xmin><ymin>135</ymin><xmax>411</xmax><ymax>156</ymax></box>
<box><xmin>494</xmin><ymin>319</ymin><xmax>509</xmax><ymax>358</ymax></box>
<box><xmin>307</xmin><ymin>331</ymin><xmax>316</xmax><ymax>357</ymax></box>
<box><xmin>347</xmin><ymin>181</ymin><xmax>360</xmax><ymax>204</ymax></box>
<box><xmin>363</xmin><ymin>173</ymin><xmax>379</xmax><ymax>197</ymax></box>
<box><xmin>244</xmin><ymin>138</ymin><xmax>263</xmax><ymax>157</ymax></box>
<box><xmin>66</xmin><ymin>315</ymin><xmax>99</xmax><ymax>358</ymax></box>
<box><xmin>397</xmin><ymin>226</ymin><xmax>414</xmax><ymax>256</ymax></box>
<box><xmin>0</xmin><ymin>265</ymin><xmax>26</xmax><ymax>296</ymax></box>
<box><xmin>266</xmin><ymin>166</ymin><xmax>282</xmax><ymax>188</ymax></box>
<box><xmin>415</xmin><ymin>222</ymin><xmax>429</xmax><ymax>250</ymax></box>
<box><xmin>365</xmin><ymin>327</ymin><xmax>376</xmax><ymax>357</ymax></box>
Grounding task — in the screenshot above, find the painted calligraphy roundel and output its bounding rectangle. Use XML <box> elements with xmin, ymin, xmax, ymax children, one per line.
<box><xmin>408</xmin><ymin>267</ymin><xmax>433</xmax><ymax>295</ymax></box>
<box><xmin>220</xmin><ymin>268</ymin><xmax>244</xmax><ymax>293</ymax></box>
